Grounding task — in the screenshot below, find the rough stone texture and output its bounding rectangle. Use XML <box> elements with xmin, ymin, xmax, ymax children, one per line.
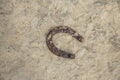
<box><xmin>0</xmin><ymin>0</ymin><xmax>120</xmax><ymax>80</ymax></box>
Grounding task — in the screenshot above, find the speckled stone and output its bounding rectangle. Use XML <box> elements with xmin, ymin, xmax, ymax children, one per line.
<box><xmin>0</xmin><ymin>0</ymin><xmax>120</xmax><ymax>80</ymax></box>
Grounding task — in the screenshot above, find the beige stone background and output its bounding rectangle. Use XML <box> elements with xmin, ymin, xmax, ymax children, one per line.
<box><xmin>0</xmin><ymin>0</ymin><xmax>120</xmax><ymax>80</ymax></box>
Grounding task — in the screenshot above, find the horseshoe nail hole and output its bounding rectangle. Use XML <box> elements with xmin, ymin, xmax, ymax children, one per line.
<box><xmin>68</xmin><ymin>54</ymin><xmax>71</xmax><ymax>57</ymax></box>
<box><xmin>68</xmin><ymin>54</ymin><xmax>75</xmax><ymax>59</ymax></box>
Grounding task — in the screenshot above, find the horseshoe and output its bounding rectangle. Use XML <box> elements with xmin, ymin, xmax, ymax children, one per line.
<box><xmin>46</xmin><ymin>26</ymin><xmax>84</xmax><ymax>59</ymax></box>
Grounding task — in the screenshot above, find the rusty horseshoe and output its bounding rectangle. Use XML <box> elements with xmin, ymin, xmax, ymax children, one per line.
<box><xmin>46</xmin><ymin>26</ymin><xmax>84</xmax><ymax>59</ymax></box>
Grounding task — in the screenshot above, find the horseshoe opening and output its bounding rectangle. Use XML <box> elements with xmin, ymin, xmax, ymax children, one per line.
<box><xmin>46</xmin><ymin>26</ymin><xmax>83</xmax><ymax>59</ymax></box>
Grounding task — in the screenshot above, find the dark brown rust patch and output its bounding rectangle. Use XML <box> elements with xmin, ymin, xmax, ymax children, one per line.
<box><xmin>46</xmin><ymin>26</ymin><xmax>84</xmax><ymax>59</ymax></box>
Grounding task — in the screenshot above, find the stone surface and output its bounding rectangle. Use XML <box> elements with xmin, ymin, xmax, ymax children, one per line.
<box><xmin>0</xmin><ymin>0</ymin><xmax>120</xmax><ymax>80</ymax></box>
